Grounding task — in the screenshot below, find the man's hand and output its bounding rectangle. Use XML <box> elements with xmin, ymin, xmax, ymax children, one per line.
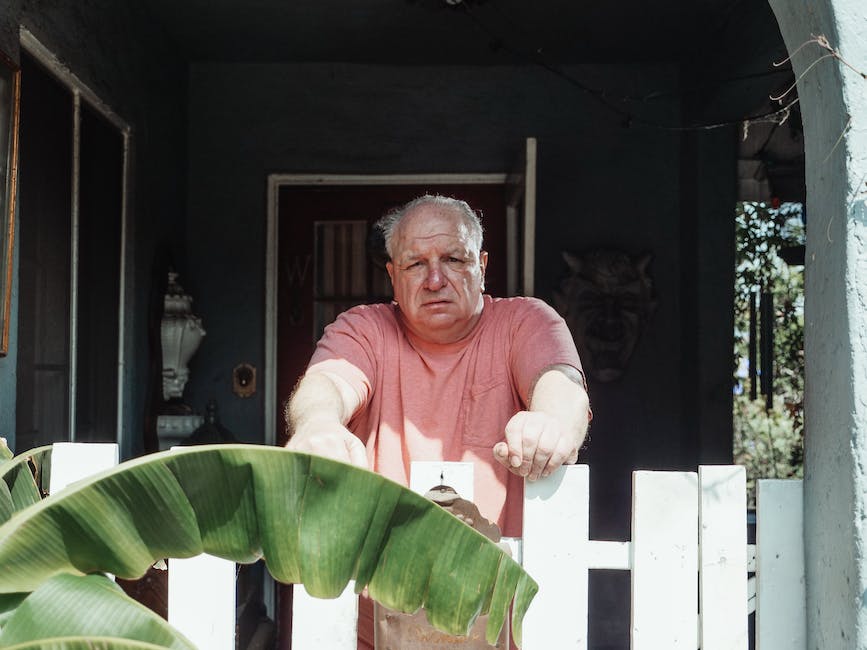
<box><xmin>493</xmin><ymin>366</ymin><xmax>590</xmax><ymax>481</ymax></box>
<box><xmin>493</xmin><ymin>411</ymin><xmax>579</xmax><ymax>480</ymax></box>
<box><xmin>286</xmin><ymin>419</ymin><xmax>368</xmax><ymax>468</ymax></box>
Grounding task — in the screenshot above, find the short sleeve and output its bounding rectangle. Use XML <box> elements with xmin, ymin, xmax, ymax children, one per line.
<box><xmin>308</xmin><ymin>304</ymin><xmax>390</xmax><ymax>410</ymax></box>
<box><xmin>506</xmin><ymin>298</ymin><xmax>585</xmax><ymax>403</ymax></box>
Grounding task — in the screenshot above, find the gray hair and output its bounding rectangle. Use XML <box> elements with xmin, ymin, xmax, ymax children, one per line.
<box><xmin>375</xmin><ymin>194</ymin><xmax>484</xmax><ymax>259</ymax></box>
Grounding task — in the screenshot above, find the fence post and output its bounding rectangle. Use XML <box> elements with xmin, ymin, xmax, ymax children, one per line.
<box><xmin>756</xmin><ymin>478</ymin><xmax>805</xmax><ymax>650</ymax></box>
<box><xmin>168</xmin><ymin>554</ymin><xmax>236</xmax><ymax>650</ymax></box>
<box><xmin>522</xmin><ymin>464</ymin><xmax>589</xmax><ymax>649</ymax></box>
<box><xmin>410</xmin><ymin>460</ymin><xmax>475</xmax><ymax>500</ymax></box>
<box><xmin>162</xmin><ymin>446</ymin><xmax>236</xmax><ymax>650</ymax></box>
<box><xmin>699</xmin><ymin>465</ymin><xmax>748</xmax><ymax>650</ymax></box>
<box><xmin>631</xmin><ymin>470</ymin><xmax>698</xmax><ymax>649</ymax></box>
<box><xmin>291</xmin><ymin>582</ymin><xmax>359</xmax><ymax>649</ymax></box>
<box><xmin>48</xmin><ymin>442</ymin><xmax>118</xmax><ymax>493</ymax></box>
<box><xmin>291</xmin><ymin>461</ymin><xmax>478</xmax><ymax>650</ymax></box>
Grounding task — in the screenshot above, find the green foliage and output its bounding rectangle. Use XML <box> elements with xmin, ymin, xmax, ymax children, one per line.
<box><xmin>0</xmin><ymin>444</ymin><xmax>536</xmax><ymax>648</ymax></box>
<box><xmin>0</xmin><ymin>438</ymin><xmax>12</xmax><ymax>461</ymax></box>
<box><xmin>733</xmin><ymin>201</ymin><xmax>805</xmax><ymax>506</ymax></box>
<box><xmin>0</xmin><ymin>574</ymin><xmax>194</xmax><ymax>650</ymax></box>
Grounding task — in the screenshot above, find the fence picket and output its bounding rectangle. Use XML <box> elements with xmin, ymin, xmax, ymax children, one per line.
<box><xmin>756</xmin><ymin>479</ymin><xmax>805</xmax><ymax>650</ymax></box>
<box><xmin>699</xmin><ymin>465</ymin><xmax>748</xmax><ymax>650</ymax></box>
<box><xmin>522</xmin><ymin>463</ymin><xmax>590</xmax><ymax>649</ymax></box>
<box><xmin>410</xmin><ymin>460</ymin><xmax>475</xmax><ymax>500</ymax></box>
<box><xmin>168</xmin><ymin>554</ymin><xmax>236</xmax><ymax>650</ymax></box>
<box><xmin>291</xmin><ymin>582</ymin><xmax>358</xmax><ymax>649</ymax></box>
<box><xmin>631</xmin><ymin>470</ymin><xmax>698</xmax><ymax>649</ymax></box>
<box><xmin>48</xmin><ymin>441</ymin><xmax>118</xmax><ymax>493</ymax></box>
<box><xmin>43</xmin><ymin>445</ymin><xmax>806</xmax><ymax>650</ymax></box>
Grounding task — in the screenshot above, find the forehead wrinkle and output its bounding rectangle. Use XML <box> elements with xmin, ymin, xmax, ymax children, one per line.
<box><xmin>395</xmin><ymin>228</ymin><xmax>475</xmax><ymax>258</ymax></box>
<box><xmin>394</xmin><ymin>207</ymin><xmax>474</xmax><ymax>242</ymax></box>
<box><xmin>397</xmin><ymin>241</ymin><xmax>474</xmax><ymax>262</ymax></box>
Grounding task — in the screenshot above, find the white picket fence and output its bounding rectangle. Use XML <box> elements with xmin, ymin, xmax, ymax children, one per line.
<box><xmin>48</xmin><ymin>445</ymin><xmax>806</xmax><ymax>650</ymax></box>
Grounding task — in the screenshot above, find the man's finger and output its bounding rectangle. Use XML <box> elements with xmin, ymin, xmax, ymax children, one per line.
<box><xmin>528</xmin><ymin>422</ymin><xmax>560</xmax><ymax>480</ymax></box>
<box><xmin>539</xmin><ymin>437</ymin><xmax>576</xmax><ymax>479</ymax></box>
<box><xmin>346</xmin><ymin>434</ymin><xmax>369</xmax><ymax>468</ymax></box>
<box><xmin>493</xmin><ymin>441</ymin><xmax>512</xmax><ymax>468</ymax></box>
<box><xmin>503</xmin><ymin>413</ymin><xmax>528</xmax><ymax>471</ymax></box>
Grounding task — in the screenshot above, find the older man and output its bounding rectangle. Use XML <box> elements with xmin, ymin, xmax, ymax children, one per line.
<box><xmin>286</xmin><ymin>194</ymin><xmax>590</xmax><ymax>537</ymax></box>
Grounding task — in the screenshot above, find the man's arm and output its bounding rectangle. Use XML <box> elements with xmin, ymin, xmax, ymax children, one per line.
<box><xmin>493</xmin><ymin>364</ymin><xmax>590</xmax><ymax>481</ymax></box>
<box><xmin>285</xmin><ymin>364</ymin><xmax>368</xmax><ymax>468</ymax></box>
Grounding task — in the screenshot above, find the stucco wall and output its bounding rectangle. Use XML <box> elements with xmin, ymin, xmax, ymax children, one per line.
<box><xmin>769</xmin><ymin>0</ymin><xmax>867</xmax><ymax>647</ymax></box>
<box><xmin>0</xmin><ymin>1</ymin><xmax>187</xmax><ymax>457</ymax></box>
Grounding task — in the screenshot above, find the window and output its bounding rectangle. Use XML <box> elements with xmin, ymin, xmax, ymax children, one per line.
<box><xmin>14</xmin><ymin>41</ymin><xmax>129</xmax><ymax>449</ymax></box>
<box><xmin>312</xmin><ymin>220</ymin><xmax>391</xmax><ymax>341</ymax></box>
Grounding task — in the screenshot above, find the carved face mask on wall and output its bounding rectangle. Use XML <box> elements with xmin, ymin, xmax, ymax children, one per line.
<box><xmin>554</xmin><ymin>250</ymin><xmax>657</xmax><ymax>383</ymax></box>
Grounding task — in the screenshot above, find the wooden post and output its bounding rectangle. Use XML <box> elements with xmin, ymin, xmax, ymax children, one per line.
<box><xmin>410</xmin><ymin>460</ymin><xmax>475</xmax><ymax>500</ymax></box>
<box><xmin>165</xmin><ymin>446</ymin><xmax>237</xmax><ymax>650</ymax></box>
<box><xmin>48</xmin><ymin>442</ymin><xmax>118</xmax><ymax>493</ymax></box>
<box><xmin>631</xmin><ymin>471</ymin><xmax>698</xmax><ymax>649</ymax></box>
<box><xmin>523</xmin><ymin>464</ymin><xmax>590</xmax><ymax>649</ymax></box>
<box><xmin>291</xmin><ymin>582</ymin><xmax>358</xmax><ymax>650</ymax></box>
<box><xmin>699</xmin><ymin>465</ymin><xmax>748</xmax><ymax>649</ymax></box>
<box><xmin>168</xmin><ymin>554</ymin><xmax>236</xmax><ymax>650</ymax></box>
<box><xmin>756</xmin><ymin>479</ymin><xmax>805</xmax><ymax>650</ymax></box>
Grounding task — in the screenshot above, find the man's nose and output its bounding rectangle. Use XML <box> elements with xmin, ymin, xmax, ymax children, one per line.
<box><xmin>425</xmin><ymin>262</ymin><xmax>446</xmax><ymax>289</ymax></box>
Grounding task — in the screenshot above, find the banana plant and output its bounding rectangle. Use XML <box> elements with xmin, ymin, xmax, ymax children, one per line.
<box><xmin>0</xmin><ymin>442</ymin><xmax>537</xmax><ymax>649</ymax></box>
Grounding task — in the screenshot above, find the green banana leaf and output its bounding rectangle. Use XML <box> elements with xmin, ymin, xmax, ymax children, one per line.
<box><xmin>0</xmin><ymin>480</ymin><xmax>13</xmax><ymax>524</ymax></box>
<box><xmin>0</xmin><ymin>444</ymin><xmax>537</xmax><ymax>647</ymax></box>
<box><xmin>0</xmin><ymin>573</ymin><xmax>194</xmax><ymax>649</ymax></box>
<box><xmin>3</xmin><ymin>641</ymin><xmax>176</xmax><ymax>650</ymax></box>
<box><xmin>0</xmin><ymin>437</ymin><xmax>12</xmax><ymax>460</ymax></box>
<box><xmin>0</xmin><ymin>446</ymin><xmax>52</xmax><ymax>525</ymax></box>
<box><xmin>0</xmin><ymin>592</ymin><xmax>27</xmax><ymax>629</ymax></box>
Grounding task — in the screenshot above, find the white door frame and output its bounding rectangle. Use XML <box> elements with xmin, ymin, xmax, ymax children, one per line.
<box><xmin>264</xmin><ymin>173</ymin><xmax>524</xmax><ymax>447</ymax></box>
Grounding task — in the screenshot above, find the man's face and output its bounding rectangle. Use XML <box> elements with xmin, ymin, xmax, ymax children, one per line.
<box><xmin>386</xmin><ymin>204</ymin><xmax>487</xmax><ymax>344</ymax></box>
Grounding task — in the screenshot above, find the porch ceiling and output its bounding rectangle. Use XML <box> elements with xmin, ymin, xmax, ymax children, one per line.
<box><xmin>139</xmin><ymin>0</ymin><xmax>739</xmax><ymax>65</ymax></box>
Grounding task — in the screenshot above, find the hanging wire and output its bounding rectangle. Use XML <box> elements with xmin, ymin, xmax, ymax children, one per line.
<box><xmin>449</xmin><ymin>0</ymin><xmax>798</xmax><ymax>132</ymax></box>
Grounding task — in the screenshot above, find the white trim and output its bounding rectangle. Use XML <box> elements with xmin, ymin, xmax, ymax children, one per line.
<box><xmin>264</xmin><ymin>173</ymin><xmax>509</xmax><ymax>447</ymax></box>
<box><xmin>505</xmin><ymin>205</ymin><xmax>518</xmax><ymax>296</ymax></box>
<box><xmin>68</xmin><ymin>91</ymin><xmax>81</xmax><ymax>441</ymax></box>
<box><xmin>264</xmin><ymin>176</ymin><xmax>280</xmax><ymax>448</ymax></box>
<box><xmin>116</xmin><ymin>129</ymin><xmax>131</xmax><ymax>447</ymax></box>
<box><xmin>267</xmin><ymin>173</ymin><xmax>508</xmax><ymax>187</ymax></box>
<box><xmin>19</xmin><ymin>27</ymin><xmax>130</xmax><ymax>133</ymax></box>
<box><xmin>522</xmin><ymin>138</ymin><xmax>537</xmax><ymax>297</ymax></box>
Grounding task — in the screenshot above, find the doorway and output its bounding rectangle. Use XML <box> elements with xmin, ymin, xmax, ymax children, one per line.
<box><xmin>268</xmin><ymin>179</ymin><xmax>515</xmax><ymax>446</ymax></box>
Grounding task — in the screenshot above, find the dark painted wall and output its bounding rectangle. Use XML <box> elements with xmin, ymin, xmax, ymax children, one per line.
<box><xmin>0</xmin><ymin>0</ymin><xmax>187</xmax><ymax>457</ymax></box>
<box><xmin>0</xmin><ymin>4</ymin><xmax>780</xmax><ymax>646</ymax></box>
<box><xmin>183</xmin><ymin>61</ymin><xmax>692</xmax><ymax>498</ymax></box>
<box><xmin>0</xmin><ymin>0</ymin><xmax>758</xmax><ymax>525</ymax></box>
<box><xmin>183</xmin><ymin>61</ymin><xmax>742</xmax><ymax>647</ymax></box>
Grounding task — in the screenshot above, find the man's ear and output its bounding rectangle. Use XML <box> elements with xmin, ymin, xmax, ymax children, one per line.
<box><xmin>386</xmin><ymin>261</ymin><xmax>394</xmax><ymax>283</ymax></box>
<box><xmin>479</xmin><ymin>251</ymin><xmax>489</xmax><ymax>291</ymax></box>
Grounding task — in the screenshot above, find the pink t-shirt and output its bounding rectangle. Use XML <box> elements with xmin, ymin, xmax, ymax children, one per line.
<box><xmin>308</xmin><ymin>295</ymin><xmax>584</xmax><ymax>537</ymax></box>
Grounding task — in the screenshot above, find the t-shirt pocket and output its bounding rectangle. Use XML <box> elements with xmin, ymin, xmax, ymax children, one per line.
<box><xmin>461</xmin><ymin>376</ymin><xmax>511</xmax><ymax>447</ymax></box>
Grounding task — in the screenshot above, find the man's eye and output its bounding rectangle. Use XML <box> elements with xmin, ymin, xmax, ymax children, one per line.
<box><xmin>448</xmin><ymin>257</ymin><xmax>463</xmax><ymax>263</ymax></box>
